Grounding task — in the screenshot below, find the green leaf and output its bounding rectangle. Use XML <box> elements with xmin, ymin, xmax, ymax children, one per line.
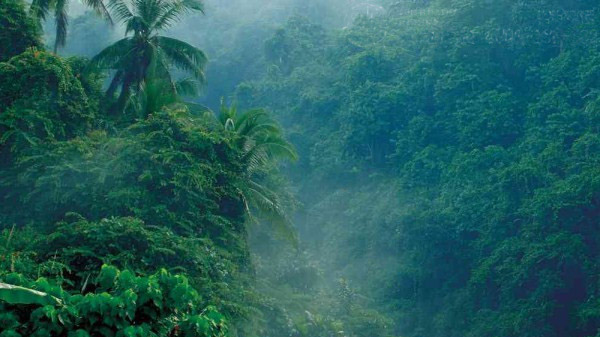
<box><xmin>97</xmin><ymin>265</ymin><xmax>120</xmax><ymax>290</ymax></box>
<box><xmin>68</xmin><ymin>330</ymin><xmax>91</xmax><ymax>337</ymax></box>
<box><xmin>0</xmin><ymin>282</ymin><xmax>62</xmax><ymax>306</ymax></box>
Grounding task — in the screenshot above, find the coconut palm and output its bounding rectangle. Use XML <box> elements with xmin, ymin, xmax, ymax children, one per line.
<box><xmin>217</xmin><ymin>103</ymin><xmax>298</xmax><ymax>243</ymax></box>
<box><xmin>30</xmin><ymin>0</ymin><xmax>112</xmax><ymax>52</ymax></box>
<box><xmin>90</xmin><ymin>0</ymin><xmax>206</xmax><ymax>113</ymax></box>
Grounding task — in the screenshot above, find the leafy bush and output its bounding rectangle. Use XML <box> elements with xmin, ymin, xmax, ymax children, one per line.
<box><xmin>0</xmin><ymin>265</ymin><xmax>227</xmax><ymax>337</ymax></box>
<box><xmin>0</xmin><ymin>0</ymin><xmax>40</xmax><ymax>62</ymax></box>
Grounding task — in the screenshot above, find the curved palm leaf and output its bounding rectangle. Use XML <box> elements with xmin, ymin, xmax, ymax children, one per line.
<box><xmin>247</xmin><ymin>136</ymin><xmax>298</xmax><ymax>162</ymax></box>
<box><xmin>30</xmin><ymin>0</ymin><xmax>50</xmax><ymax>20</ymax></box>
<box><xmin>84</xmin><ymin>0</ymin><xmax>113</xmax><ymax>22</ymax></box>
<box><xmin>152</xmin><ymin>0</ymin><xmax>188</xmax><ymax>30</ymax></box>
<box><xmin>244</xmin><ymin>181</ymin><xmax>297</xmax><ymax>244</ymax></box>
<box><xmin>216</xmin><ymin>103</ymin><xmax>298</xmax><ymax>245</ymax></box>
<box><xmin>175</xmin><ymin>78</ymin><xmax>201</xmax><ymax>96</ymax></box>
<box><xmin>156</xmin><ymin>36</ymin><xmax>207</xmax><ymax>81</ymax></box>
<box><xmin>90</xmin><ymin>37</ymin><xmax>134</xmax><ymax>69</ymax></box>
<box><xmin>107</xmin><ymin>0</ymin><xmax>134</xmax><ymax>23</ymax></box>
<box><xmin>181</xmin><ymin>0</ymin><xmax>204</xmax><ymax>12</ymax></box>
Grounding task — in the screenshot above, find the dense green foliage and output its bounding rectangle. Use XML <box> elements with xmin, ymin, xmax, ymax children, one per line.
<box><xmin>230</xmin><ymin>1</ymin><xmax>600</xmax><ymax>336</ymax></box>
<box><xmin>4</xmin><ymin>0</ymin><xmax>600</xmax><ymax>336</ymax></box>
<box><xmin>0</xmin><ymin>1</ymin><xmax>295</xmax><ymax>336</ymax></box>
<box><xmin>0</xmin><ymin>47</ymin><xmax>241</xmax><ymax>335</ymax></box>
<box><xmin>0</xmin><ymin>265</ymin><xmax>227</xmax><ymax>336</ymax></box>
<box><xmin>0</xmin><ymin>0</ymin><xmax>41</xmax><ymax>62</ymax></box>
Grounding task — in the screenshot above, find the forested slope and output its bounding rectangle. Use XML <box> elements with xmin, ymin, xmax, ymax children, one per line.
<box><xmin>236</xmin><ymin>1</ymin><xmax>600</xmax><ymax>337</ymax></box>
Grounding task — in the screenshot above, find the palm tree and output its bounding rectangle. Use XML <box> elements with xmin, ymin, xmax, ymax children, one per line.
<box><xmin>30</xmin><ymin>0</ymin><xmax>113</xmax><ymax>52</ymax></box>
<box><xmin>91</xmin><ymin>0</ymin><xmax>206</xmax><ymax>113</ymax></box>
<box><xmin>216</xmin><ymin>103</ymin><xmax>298</xmax><ymax>243</ymax></box>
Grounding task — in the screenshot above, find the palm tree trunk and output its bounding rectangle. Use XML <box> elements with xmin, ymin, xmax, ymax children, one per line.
<box><xmin>113</xmin><ymin>80</ymin><xmax>132</xmax><ymax>114</ymax></box>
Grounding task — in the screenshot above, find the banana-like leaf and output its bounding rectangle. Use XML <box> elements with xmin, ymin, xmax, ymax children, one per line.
<box><xmin>0</xmin><ymin>282</ymin><xmax>62</xmax><ymax>306</ymax></box>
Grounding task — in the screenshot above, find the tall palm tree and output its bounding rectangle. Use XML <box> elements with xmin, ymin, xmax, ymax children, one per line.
<box><xmin>217</xmin><ymin>103</ymin><xmax>298</xmax><ymax>243</ymax></box>
<box><xmin>91</xmin><ymin>0</ymin><xmax>206</xmax><ymax>113</ymax></box>
<box><xmin>30</xmin><ymin>0</ymin><xmax>112</xmax><ymax>52</ymax></box>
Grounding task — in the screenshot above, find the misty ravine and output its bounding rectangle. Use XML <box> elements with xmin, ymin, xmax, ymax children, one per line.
<box><xmin>2</xmin><ymin>0</ymin><xmax>600</xmax><ymax>337</ymax></box>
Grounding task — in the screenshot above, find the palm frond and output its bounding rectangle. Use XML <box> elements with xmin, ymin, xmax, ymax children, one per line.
<box><xmin>212</xmin><ymin>103</ymin><xmax>298</xmax><ymax>245</ymax></box>
<box><xmin>235</xmin><ymin>109</ymin><xmax>272</xmax><ymax>134</ymax></box>
<box><xmin>30</xmin><ymin>0</ymin><xmax>51</xmax><ymax>21</ymax></box>
<box><xmin>152</xmin><ymin>0</ymin><xmax>187</xmax><ymax>31</ymax></box>
<box><xmin>255</xmin><ymin>135</ymin><xmax>299</xmax><ymax>161</ymax></box>
<box><xmin>181</xmin><ymin>0</ymin><xmax>204</xmax><ymax>12</ymax></box>
<box><xmin>83</xmin><ymin>0</ymin><xmax>113</xmax><ymax>24</ymax></box>
<box><xmin>53</xmin><ymin>0</ymin><xmax>69</xmax><ymax>52</ymax></box>
<box><xmin>90</xmin><ymin>38</ymin><xmax>134</xmax><ymax>69</ymax></box>
<box><xmin>217</xmin><ymin>101</ymin><xmax>237</xmax><ymax>128</ymax></box>
<box><xmin>242</xmin><ymin>145</ymin><xmax>270</xmax><ymax>175</ymax></box>
<box><xmin>148</xmin><ymin>45</ymin><xmax>175</xmax><ymax>83</ymax></box>
<box><xmin>107</xmin><ymin>0</ymin><xmax>134</xmax><ymax>23</ymax></box>
<box><xmin>244</xmin><ymin>180</ymin><xmax>297</xmax><ymax>245</ymax></box>
<box><xmin>240</xmin><ymin>121</ymin><xmax>281</xmax><ymax>140</ymax></box>
<box><xmin>175</xmin><ymin>78</ymin><xmax>200</xmax><ymax>96</ymax></box>
<box><xmin>156</xmin><ymin>36</ymin><xmax>207</xmax><ymax>81</ymax></box>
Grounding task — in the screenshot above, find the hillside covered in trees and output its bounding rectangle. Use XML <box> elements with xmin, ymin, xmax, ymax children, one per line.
<box><xmin>2</xmin><ymin>0</ymin><xmax>600</xmax><ymax>337</ymax></box>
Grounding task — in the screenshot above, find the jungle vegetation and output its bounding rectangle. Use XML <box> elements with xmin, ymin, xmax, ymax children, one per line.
<box><xmin>2</xmin><ymin>0</ymin><xmax>600</xmax><ymax>337</ymax></box>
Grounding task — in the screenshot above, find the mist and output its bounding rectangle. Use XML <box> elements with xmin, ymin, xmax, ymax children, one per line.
<box><xmin>3</xmin><ymin>0</ymin><xmax>600</xmax><ymax>336</ymax></box>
